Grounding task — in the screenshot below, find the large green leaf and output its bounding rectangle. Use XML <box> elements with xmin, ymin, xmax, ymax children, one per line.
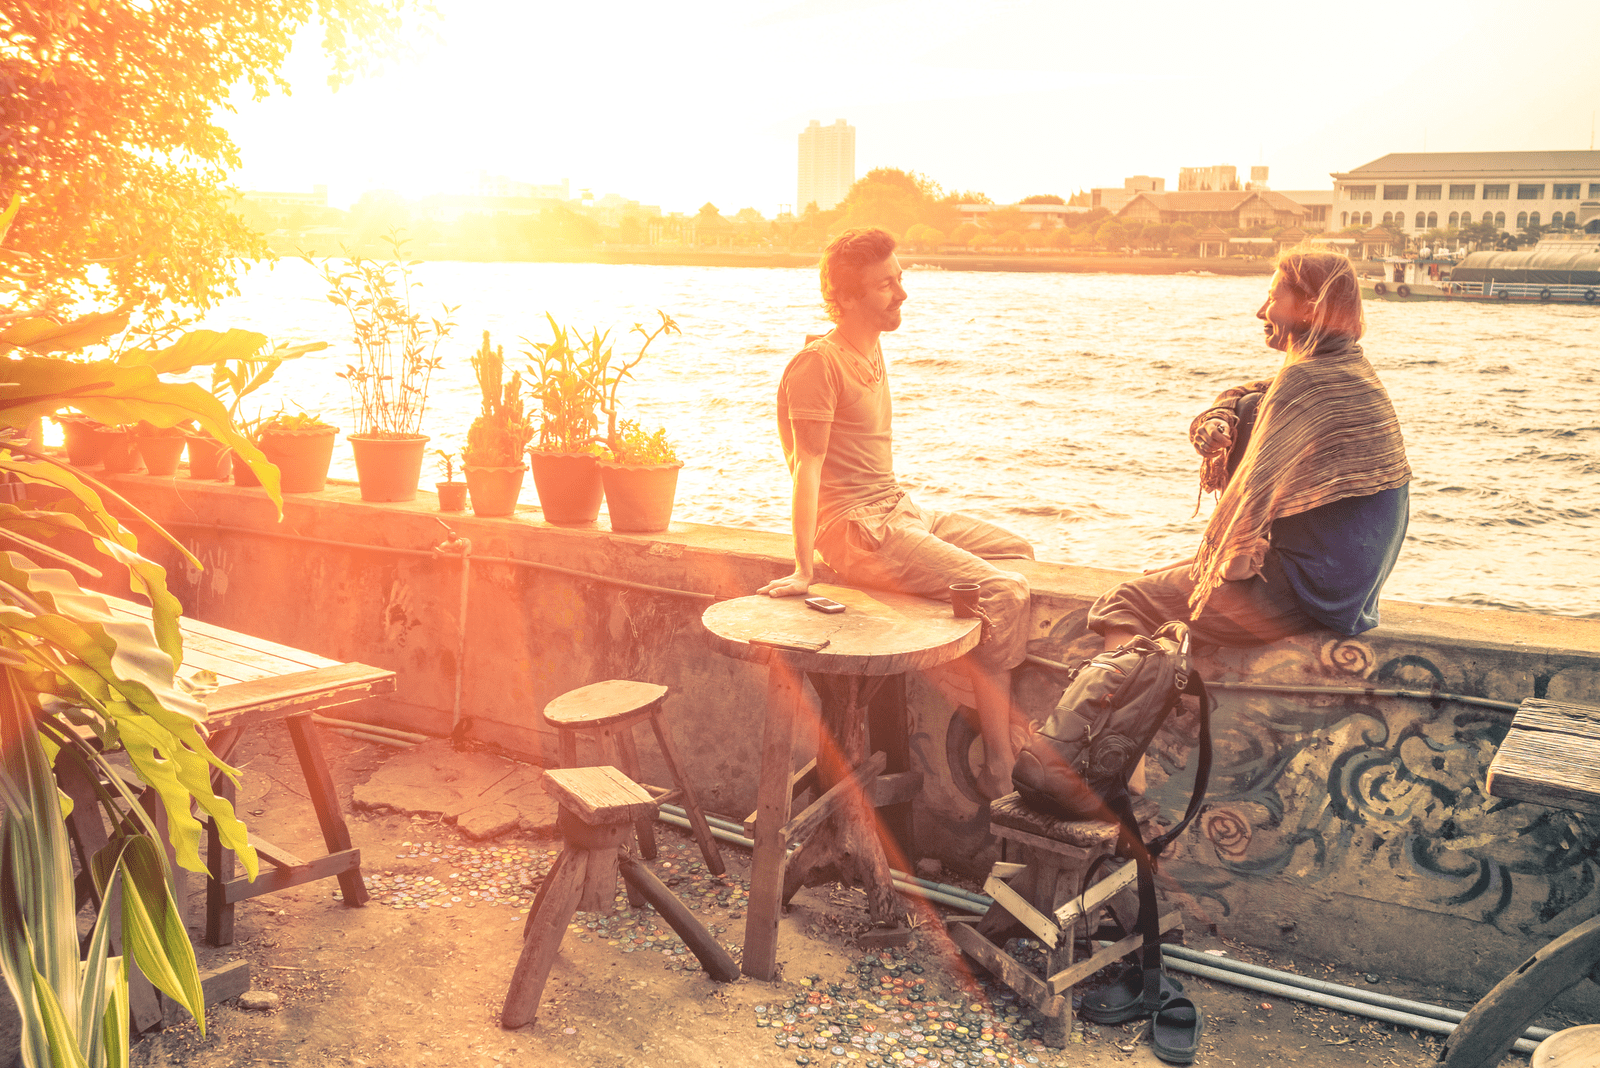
<box><xmin>90</xmin><ymin>837</ymin><xmax>204</xmax><ymax>1028</ymax></box>
<box><xmin>0</xmin><ymin>358</ymin><xmax>282</xmax><ymax>506</ymax></box>
<box><xmin>113</xmin><ymin>328</ymin><xmax>267</xmax><ymax>376</ymax></box>
<box><xmin>0</xmin><ymin>313</ymin><xmax>131</xmax><ymax>357</ymax></box>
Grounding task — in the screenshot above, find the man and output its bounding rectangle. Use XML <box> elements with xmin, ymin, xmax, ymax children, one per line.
<box><xmin>759</xmin><ymin>227</ymin><xmax>1033</xmax><ymax>799</ymax></box>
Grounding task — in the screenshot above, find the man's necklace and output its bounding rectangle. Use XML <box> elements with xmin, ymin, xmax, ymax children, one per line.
<box><xmin>833</xmin><ymin>333</ymin><xmax>883</xmax><ymax>384</ymax></box>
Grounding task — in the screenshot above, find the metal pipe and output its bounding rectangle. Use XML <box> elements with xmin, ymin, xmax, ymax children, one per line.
<box><xmin>310</xmin><ymin>715</ymin><xmax>429</xmax><ymax>744</ymax></box>
<box><xmin>658</xmin><ymin>803</ymin><xmax>995</xmax><ymax>907</ymax></box>
<box><xmin>158</xmin><ymin>519</ymin><xmax>715</xmax><ymax>602</ymax></box>
<box><xmin>1162</xmin><ymin>945</ymin><xmax>1555</xmax><ymax>1041</ymax></box>
<box><xmin>322</xmin><ymin>726</ymin><xmax>414</xmax><ymax>749</ymax></box>
<box><xmin>1162</xmin><ymin>956</ymin><xmax>1539</xmax><ymax>1055</ymax></box>
<box><xmin>1024</xmin><ymin>654</ymin><xmax>1519</xmax><ymax>711</ymax></box>
<box><xmin>653</xmin><ymin>810</ymin><xmax>988</xmax><ymax>914</ymax></box>
<box><xmin>432</xmin><ymin>523</ymin><xmax>473</xmax><ymax>734</ymax></box>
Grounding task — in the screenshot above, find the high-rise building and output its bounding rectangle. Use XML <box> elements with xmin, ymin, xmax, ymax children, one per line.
<box><xmin>1178</xmin><ymin>165</ymin><xmax>1239</xmax><ymax>192</ymax></box>
<box><xmin>797</xmin><ymin>119</ymin><xmax>855</xmax><ymax>212</ymax></box>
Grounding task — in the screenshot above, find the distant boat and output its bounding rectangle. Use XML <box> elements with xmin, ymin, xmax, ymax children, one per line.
<box><xmin>1362</xmin><ymin>232</ymin><xmax>1600</xmax><ymax>305</ymax></box>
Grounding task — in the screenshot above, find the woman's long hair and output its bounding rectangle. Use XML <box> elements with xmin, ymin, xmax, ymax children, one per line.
<box><xmin>1275</xmin><ymin>247</ymin><xmax>1364</xmax><ymax>357</ymax></box>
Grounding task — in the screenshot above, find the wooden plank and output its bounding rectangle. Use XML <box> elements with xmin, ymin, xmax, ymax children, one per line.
<box><xmin>206</xmin><ymin>663</ymin><xmax>396</xmax><ymax>727</ymax></box>
<box><xmin>1487</xmin><ymin>729</ymin><xmax>1600</xmax><ymax>814</ymax></box>
<box><xmin>780</xmin><ymin>750</ymin><xmax>887</xmax><ymax>848</ymax></box>
<box><xmin>992</xmin><ymin>822</ymin><xmax>1100</xmax><ymax>863</ymax></box>
<box><xmin>1046</xmin><ymin>911</ymin><xmax>1183</xmax><ymax>995</ymax></box>
<box><xmin>543</xmin><ymin>765</ymin><xmax>656</xmax><ymax>823</ymax></box>
<box><xmin>160</xmin><ymin>960</ymin><xmax>251</xmax><ymax>1027</ymax></box>
<box><xmin>949</xmin><ymin>922</ymin><xmax>1061</xmax><ymax>1012</ymax></box>
<box><xmin>222</xmin><ymin>849</ymin><xmax>362</xmax><ymax>903</ymax></box>
<box><xmin>872</xmin><ymin>770</ymin><xmax>923</xmax><ymax>808</ymax></box>
<box><xmin>285</xmin><ymin>713</ymin><xmax>369</xmax><ymax>908</ymax></box>
<box><xmin>1511</xmin><ymin>697</ymin><xmax>1600</xmax><ymax>730</ymax></box>
<box><xmin>1053</xmin><ymin>859</ymin><xmax>1140</xmax><ymax>927</ymax></box>
<box><xmin>983</xmin><ymin>874</ymin><xmax>1059</xmax><ymax>949</ymax></box>
<box><xmin>744</xmin><ymin>758</ymin><xmax>817</xmax><ymax>833</ymax></box>
<box><xmin>105</xmin><ymin>595</ymin><xmax>333</xmax><ymax>675</ymax></box>
<box><xmin>989</xmin><ymin>862</ymin><xmax>1027</xmax><ymax>880</ymax></box>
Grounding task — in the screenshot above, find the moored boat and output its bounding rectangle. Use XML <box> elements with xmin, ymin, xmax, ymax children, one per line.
<box><xmin>1362</xmin><ymin>231</ymin><xmax>1600</xmax><ymax>304</ymax></box>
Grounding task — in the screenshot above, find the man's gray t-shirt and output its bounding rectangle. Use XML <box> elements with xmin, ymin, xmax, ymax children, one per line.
<box><xmin>776</xmin><ymin>334</ymin><xmax>897</xmax><ymax>530</ymax></box>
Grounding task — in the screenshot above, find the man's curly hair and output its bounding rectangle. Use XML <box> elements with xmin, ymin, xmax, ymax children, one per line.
<box><xmin>820</xmin><ymin>228</ymin><xmax>897</xmax><ymax>323</ymax></box>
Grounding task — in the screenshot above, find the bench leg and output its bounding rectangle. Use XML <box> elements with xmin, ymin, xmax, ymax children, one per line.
<box><xmin>502</xmin><ymin>848</ymin><xmax>588</xmax><ymax>1029</ymax></box>
<box><xmin>619</xmin><ymin>853</ymin><xmax>738</xmax><ymax>981</ymax></box>
<box><xmin>648</xmin><ymin>709</ymin><xmax>725</xmax><ymax>876</ymax></box>
<box><xmin>285</xmin><ymin>713</ymin><xmax>368</xmax><ymax>908</ymax></box>
<box><xmin>205</xmin><ymin>770</ymin><xmax>237</xmax><ymax>946</ymax></box>
<box><xmin>613</xmin><ymin>726</ymin><xmax>658</xmax><ymax>862</ymax></box>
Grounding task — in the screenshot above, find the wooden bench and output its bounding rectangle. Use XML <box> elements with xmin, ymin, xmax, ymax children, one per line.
<box><xmin>500</xmin><ymin>766</ymin><xmax>738</xmax><ymax>1030</ymax></box>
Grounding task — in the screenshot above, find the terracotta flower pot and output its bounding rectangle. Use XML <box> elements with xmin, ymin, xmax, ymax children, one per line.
<box><xmin>528</xmin><ymin>450</ymin><xmax>603</xmax><ymax>525</ymax></box>
<box><xmin>348</xmin><ymin>434</ymin><xmax>429</xmax><ymax>502</ymax></box>
<box><xmin>186</xmin><ymin>435</ymin><xmax>231</xmax><ymax>480</ymax></box>
<box><xmin>134</xmin><ymin>434</ymin><xmax>187</xmax><ymax>477</ymax></box>
<box><xmin>59</xmin><ymin>417</ymin><xmax>107</xmax><ymax>467</ymax></box>
<box><xmin>597</xmin><ymin>460</ymin><xmax>682</xmax><ymax>533</ymax></box>
<box><xmin>232</xmin><ymin>452</ymin><xmax>261</xmax><ymax>487</ymax></box>
<box><xmin>95</xmin><ymin>428</ymin><xmax>144</xmax><ymax>474</ymax></box>
<box><xmin>436</xmin><ymin>481</ymin><xmax>469</xmax><ymax>512</ymax></box>
<box><xmin>462</xmin><ymin>465</ymin><xmax>525</xmax><ymax>517</ymax></box>
<box><xmin>260</xmin><ymin>425</ymin><xmax>338</xmax><ymax>493</ymax></box>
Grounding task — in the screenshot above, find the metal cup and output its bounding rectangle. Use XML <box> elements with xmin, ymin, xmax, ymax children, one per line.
<box><xmin>949</xmin><ymin>583</ymin><xmax>981</xmax><ymax>619</ymax></box>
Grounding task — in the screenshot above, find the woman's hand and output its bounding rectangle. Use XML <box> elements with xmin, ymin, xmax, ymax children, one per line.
<box><xmin>1194</xmin><ymin>417</ymin><xmax>1233</xmax><ymax>455</ymax></box>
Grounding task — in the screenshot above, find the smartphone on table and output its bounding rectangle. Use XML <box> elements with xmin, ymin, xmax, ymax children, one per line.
<box><xmin>804</xmin><ymin>596</ymin><xmax>846</xmax><ymax>614</ymax></box>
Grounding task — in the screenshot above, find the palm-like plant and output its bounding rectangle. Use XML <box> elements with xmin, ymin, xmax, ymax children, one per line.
<box><xmin>1</xmin><ymin>195</ymin><xmax>279</xmax><ymax>1068</ymax></box>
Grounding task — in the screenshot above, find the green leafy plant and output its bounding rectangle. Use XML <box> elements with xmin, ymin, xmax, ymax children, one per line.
<box><xmin>0</xmin><ymin>204</ymin><xmax>271</xmax><ymax>1068</ymax></box>
<box><xmin>434</xmin><ymin>448</ymin><xmax>461</xmax><ymax>483</ymax></box>
<box><xmin>257</xmin><ymin>408</ymin><xmax>336</xmax><ymax>436</ymax></box>
<box><xmin>607</xmin><ymin>419</ymin><xmax>678</xmax><ymax>466</ymax></box>
<box><xmin>524</xmin><ymin>311</ymin><xmax>679</xmax><ymax>456</ymax></box>
<box><xmin>462</xmin><ymin>331</ymin><xmax>532</xmax><ymax>467</ymax></box>
<box><xmin>306</xmin><ymin>231</ymin><xmax>457</xmax><ymax>439</ymax></box>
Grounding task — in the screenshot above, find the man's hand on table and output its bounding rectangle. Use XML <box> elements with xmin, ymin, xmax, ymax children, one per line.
<box><xmin>758</xmin><ymin>570</ymin><xmax>811</xmax><ymax>597</ymax></box>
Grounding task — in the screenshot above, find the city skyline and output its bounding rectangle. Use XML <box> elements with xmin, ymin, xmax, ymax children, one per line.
<box><xmin>223</xmin><ymin>0</ymin><xmax>1600</xmax><ymax>216</ymax></box>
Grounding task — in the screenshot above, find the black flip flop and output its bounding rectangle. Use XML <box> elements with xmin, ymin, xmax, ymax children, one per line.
<box><xmin>1080</xmin><ymin>964</ymin><xmax>1184</xmax><ymax>1025</ymax></box>
<box><xmin>1150</xmin><ymin>993</ymin><xmax>1203</xmax><ymax>1064</ymax></box>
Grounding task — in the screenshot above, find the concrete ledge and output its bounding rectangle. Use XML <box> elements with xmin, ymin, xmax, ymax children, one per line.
<box><xmin>100</xmin><ymin>473</ymin><xmax>1600</xmax><ymax>1006</ymax></box>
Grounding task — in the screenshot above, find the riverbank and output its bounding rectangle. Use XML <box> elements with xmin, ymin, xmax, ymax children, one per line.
<box><xmin>270</xmin><ymin>237</ymin><xmax>1276</xmax><ymax>275</ymax></box>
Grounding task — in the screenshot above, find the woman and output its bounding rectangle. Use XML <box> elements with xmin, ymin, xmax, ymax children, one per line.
<box><xmin>1091</xmin><ymin>249</ymin><xmax>1411</xmax><ymax>649</ymax></box>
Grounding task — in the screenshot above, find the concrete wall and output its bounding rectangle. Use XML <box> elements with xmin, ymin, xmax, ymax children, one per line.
<box><xmin>104</xmin><ymin>475</ymin><xmax>1600</xmax><ymax>1006</ymax></box>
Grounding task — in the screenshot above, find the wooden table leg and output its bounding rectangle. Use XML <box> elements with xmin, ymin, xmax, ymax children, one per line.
<box><xmin>285</xmin><ymin>713</ymin><xmax>368</xmax><ymax>908</ymax></box>
<box><xmin>867</xmin><ymin>673</ymin><xmax>916</xmax><ymax>864</ymax></box>
<box><xmin>1439</xmin><ymin>911</ymin><xmax>1600</xmax><ymax>1068</ymax></box>
<box><xmin>815</xmin><ymin>675</ymin><xmax>903</xmax><ymax>928</ymax></box>
<box><xmin>206</xmin><ymin>770</ymin><xmax>238</xmax><ymax>946</ymax></box>
<box><xmin>742</xmin><ymin>658</ymin><xmax>808</xmax><ymax>980</ymax></box>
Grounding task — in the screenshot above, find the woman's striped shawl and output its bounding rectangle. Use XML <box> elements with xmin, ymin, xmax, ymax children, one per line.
<box><xmin>1188</xmin><ymin>337</ymin><xmax>1411</xmax><ymax>615</ymax></box>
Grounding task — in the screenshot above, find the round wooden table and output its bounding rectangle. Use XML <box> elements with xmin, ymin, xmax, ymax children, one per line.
<box><xmin>702</xmin><ymin>583</ymin><xmax>980</xmax><ymax>980</ymax></box>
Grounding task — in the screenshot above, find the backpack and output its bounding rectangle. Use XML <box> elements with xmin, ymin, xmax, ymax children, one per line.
<box><xmin>1010</xmin><ymin>621</ymin><xmax>1213</xmax><ymax>997</ymax></box>
<box><xmin>1011</xmin><ymin>620</ymin><xmax>1209</xmax><ymax>824</ymax></box>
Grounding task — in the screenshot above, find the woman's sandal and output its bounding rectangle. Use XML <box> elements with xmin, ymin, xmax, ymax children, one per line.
<box><xmin>1079</xmin><ymin>963</ymin><xmax>1184</xmax><ymax>1025</ymax></box>
<box><xmin>1150</xmin><ymin>993</ymin><xmax>1204</xmax><ymax>1065</ymax></box>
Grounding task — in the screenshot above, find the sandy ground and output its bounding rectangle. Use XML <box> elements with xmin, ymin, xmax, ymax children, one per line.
<box><xmin>122</xmin><ymin>723</ymin><xmax>1563</xmax><ymax>1068</ymax></box>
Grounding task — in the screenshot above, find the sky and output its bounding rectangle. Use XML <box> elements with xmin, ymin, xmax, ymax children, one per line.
<box><xmin>223</xmin><ymin>0</ymin><xmax>1600</xmax><ymax>216</ymax></box>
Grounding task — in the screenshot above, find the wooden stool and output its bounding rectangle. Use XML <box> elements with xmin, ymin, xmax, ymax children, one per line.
<box><xmin>544</xmin><ymin>679</ymin><xmax>724</xmax><ymax>877</ymax></box>
<box><xmin>501</xmin><ymin>766</ymin><xmax>739</xmax><ymax>1029</ymax></box>
<box><xmin>946</xmin><ymin>793</ymin><xmax>1184</xmax><ymax>1048</ymax></box>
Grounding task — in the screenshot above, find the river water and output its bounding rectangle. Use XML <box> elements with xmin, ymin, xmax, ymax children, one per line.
<box><xmin>191</xmin><ymin>259</ymin><xmax>1598</xmax><ymax>619</ymax></box>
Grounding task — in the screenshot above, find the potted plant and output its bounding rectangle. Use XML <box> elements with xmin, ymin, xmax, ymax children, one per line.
<box><xmin>133</xmin><ymin>419</ymin><xmax>191</xmax><ymax>476</ymax></box>
<box><xmin>256</xmin><ymin>409</ymin><xmax>339</xmax><ymax>493</ymax></box>
<box><xmin>196</xmin><ymin>337</ymin><xmax>321</xmax><ymax>480</ymax></box>
<box><xmin>598</xmin><ymin>419</ymin><xmax>683</xmax><ymax>533</ymax></box>
<box><xmin>93</xmin><ymin>423</ymin><xmax>143</xmax><ymax>474</ymax></box>
<box><xmin>461</xmin><ymin>331</ymin><xmax>532</xmax><ymax>517</ymax></box>
<box><xmin>308</xmin><ymin>232</ymin><xmax>456</xmax><ymax>502</ymax></box>
<box><xmin>524</xmin><ymin>310</ymin><xmax>677</xmax><ymax>525</ymax></box>
<box><xmin>55</xmin><ymin>412</ymin><xmax>108</xmax><ymax>466</ymax></box>
<box><xmin>434</xmin><ymin>449</ymin><xmax>468</xmax><ymax>512</ymax></box>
